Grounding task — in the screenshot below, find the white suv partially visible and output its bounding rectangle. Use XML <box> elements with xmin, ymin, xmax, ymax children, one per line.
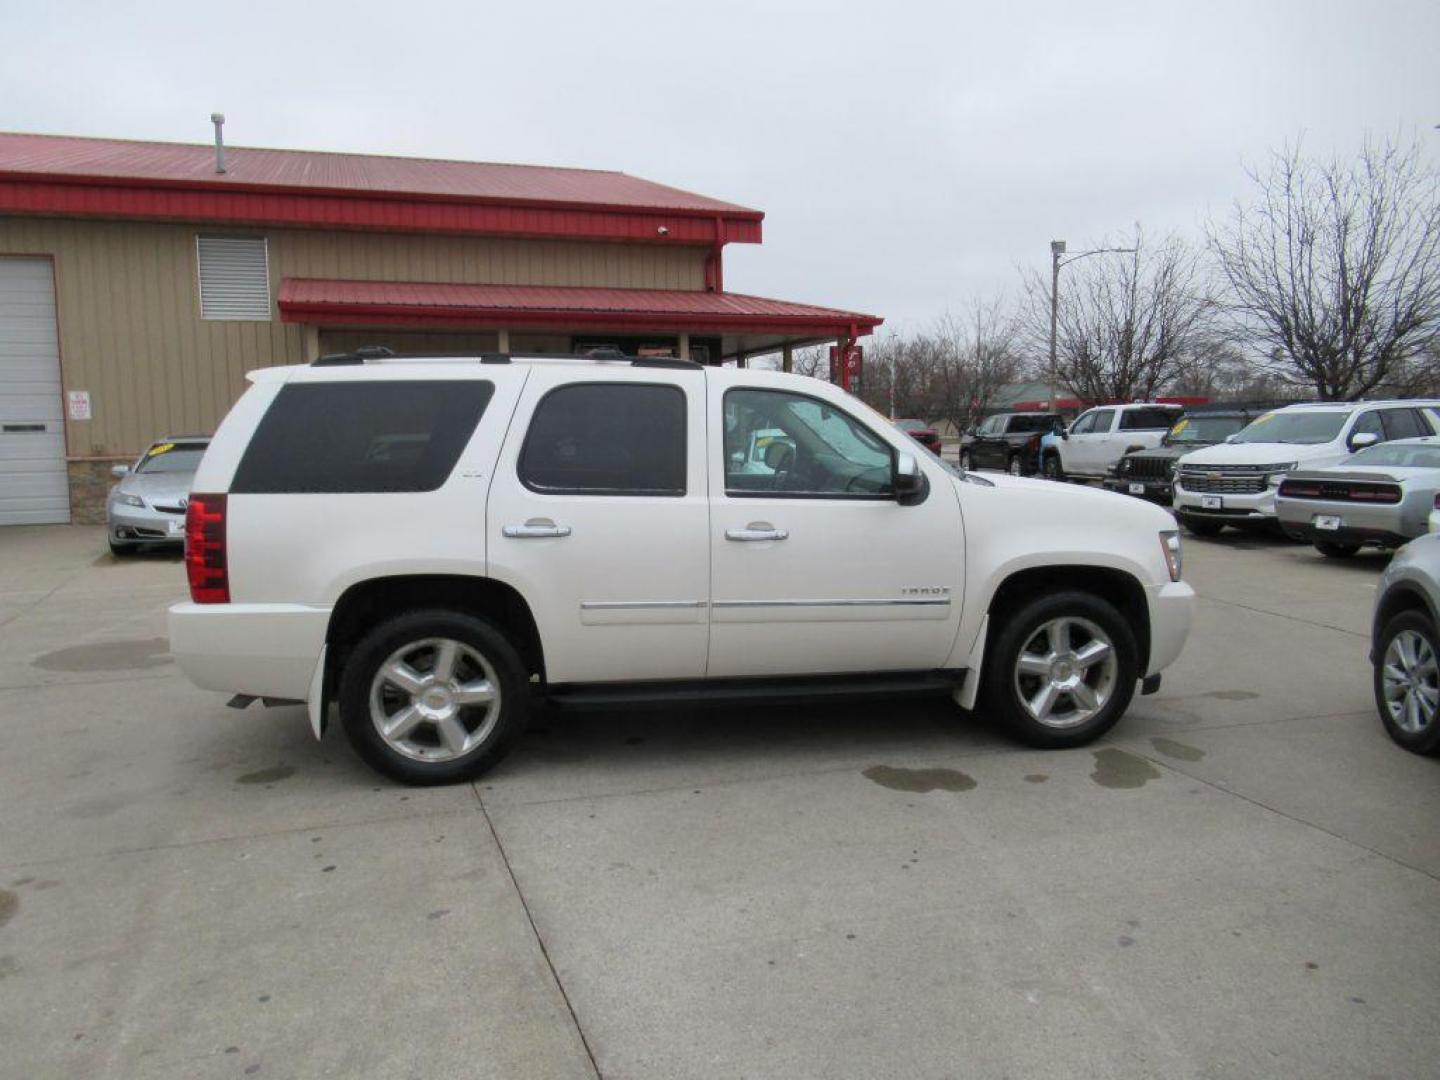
<box><xmin>168</xmin><ymin>351</ymin><xmax>1195</xmax><ymax>785</ymax></box>
<box><xmin>1041</xmin><ymin>403</ymin><xmax>1184</xmax><ymax>481</ymax></box>
<box><xmin>1174</xmin><ymin>401</ymin><xmax>1440</xmax><ymax>537</ymax></box>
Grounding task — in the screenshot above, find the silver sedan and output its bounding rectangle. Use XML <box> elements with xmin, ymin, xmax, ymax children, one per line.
<box><xmin>106</xmin><ymin>437</ymin><xmax>209</xmax><ymax>555</ymax></box>
<box><xmin>1276</xmin><ymin>437</ymin><xmax>1440</xmax><ymax>558</ymax></box>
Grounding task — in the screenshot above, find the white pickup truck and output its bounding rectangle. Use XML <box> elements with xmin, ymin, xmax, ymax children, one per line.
<box><xmin>168</xmin><ymin>351</ymin><xmax>1195</xmax><ymax>785</ymax></box>
<box><xmin>1041</xmin><ymin>403</ymin><xmax>1184</xmax><ymax>481</ymax></box>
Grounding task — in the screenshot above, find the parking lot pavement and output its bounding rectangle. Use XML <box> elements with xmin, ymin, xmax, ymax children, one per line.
<box><xmin>1</xmin><ymin>526</ymin><xmax>1437</xmax><ymax>1078</ymax></box>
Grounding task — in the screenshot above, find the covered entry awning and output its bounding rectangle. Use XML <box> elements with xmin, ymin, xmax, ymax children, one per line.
<box><xmin>277</xmin><ymin>278</ymin><xmax>881</xmax><ymax>360</ymax></box>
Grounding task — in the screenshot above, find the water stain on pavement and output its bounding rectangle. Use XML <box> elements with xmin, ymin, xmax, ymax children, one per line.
<box><xmin>0</xmin><ymin>890</ymin><xmax>17</xmax><ymax>929</ymax></box>
<box><xmin>0</xmin><ymin>955</ymin><xmax>18</xmax><ymax>978</ymax></box>
<box><xmin>236</xmin><ymin>765</ymin><xmax>295</xmax><ymax>785</ymax></box>
<box><xmin>32</xmin><ymin>637</ymin><xmax>171</xmax><ymax>672</ymax></box>
<box><xmin>1023</xmin><ymin>774</ymin><xmax>1049</xmax><ymax>784</ymax></box>
<box><xmin>1150</xmin><ymin>737</ymin><xmax>1206</xmax><ymax>762</ymax></box>
<box><xmin>1206</xmin><ymin>690</ymin><xmax>1259</xmax><ymax>701</ymax></box>
<box><xmin>863</xmin><ymin>765</ymin><xmax>977</xmax><ymax>793</ymax></box>
<box><xmin>1090</xmin><ymin>748</ymin><xmax>1162</xmax><ymax>789</ymax></box>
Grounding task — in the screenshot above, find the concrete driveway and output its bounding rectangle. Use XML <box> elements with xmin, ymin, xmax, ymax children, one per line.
<box><xmin>0</xmin><ymin>526</ymin><xmax>1436</xmax><ymax>1079</ymax></box>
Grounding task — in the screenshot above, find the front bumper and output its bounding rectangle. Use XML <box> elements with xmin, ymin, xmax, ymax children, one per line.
<box><xmin>1173</xmin><ymin>482</ymin><xmax>1277</xmax><ymax>523</ymax></box>
<box><xmin>1102</xmin><ymin>476</ymin><xmax>1173</xmax><ymax>503</ymax></box>
<box><xmin>168</xmin><ymin>602</ymin><xmax>331</xmax><ymax>700</ymax></box>
<box><xmin>1145</xmin><ymin>580</ymin><xmax>1196</xmax><ymax>677</ymax></box>
<box><xmin>108</xmin><ymin>503</ymin><xmax>186</xmax><ymax>543</ymax></box>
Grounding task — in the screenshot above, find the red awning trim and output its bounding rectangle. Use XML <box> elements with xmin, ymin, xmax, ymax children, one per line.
<box><xmin>277</xmin><ymin>278</ymin><xmax>882</xmax><ymax>336</ymax></box>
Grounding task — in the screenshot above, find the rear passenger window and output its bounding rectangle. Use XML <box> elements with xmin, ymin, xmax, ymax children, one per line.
<box><xmin>231</xmin><ymin>380</ymin><xmax>494</xmax><ymax>494</ymax></box>
<box><xmin>519</xmin><ymin>383</ymin><xmax>686</xmax><ymax>496</ymax></box>
<box><xmin>1120</xmin><ymin>408</ymin><xmax>1180</xmax><ymax>431</ymax></box>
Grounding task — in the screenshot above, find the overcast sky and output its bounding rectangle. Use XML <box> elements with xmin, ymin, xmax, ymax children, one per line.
<box><xmin>5</xmin><ymin>0</ymin><xmax>1437</xmax><ymax>335</ymax></box>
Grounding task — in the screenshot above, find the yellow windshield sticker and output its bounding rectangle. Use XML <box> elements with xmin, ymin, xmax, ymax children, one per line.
<box><xmin>1250</xmin><ymin>412</ymin><xmax>1276</xmax><ymax>426</ymax></box>
<box><xmin>1169</xmin><ymin>419</ymin><xmax>1189</xmax><ymax>436</ymax></box>
<box><xmin>148</xmin><ymin>442</ymin><xmax>176</xmax><ymax>456</ymax></box>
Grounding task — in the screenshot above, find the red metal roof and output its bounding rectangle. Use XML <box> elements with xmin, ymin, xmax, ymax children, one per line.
<box><xmin>278</xmin><ymin>279</ymin><xmax>881</xmax><ymax>336</ymax></box>
<box><xmin>0</xmin><ymin>132</ymin><xmax>763</xmax><ymax>243</ymax></box>
<box><xmin>0</xmin><ymin>132</ymin><xmax>759</xmax><ymax>216</ymax></box>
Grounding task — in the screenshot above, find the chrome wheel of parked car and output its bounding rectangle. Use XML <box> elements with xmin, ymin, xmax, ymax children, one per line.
<box><xmin>1380</xmin><ymin>628</ymin><xmax>1439</xmax><ymax>736</ymax></box>
<box><xmin>369</xmin><ymin>637</ymin><xmax>501</xmax><ymax>762</ymax></box>
<box><xmin>1007</xmin><ymin>454</ymin><xmax>1024</xmax><ymax>476</ymax></box>
<box><xmin>959</xmin><ymin>450</ymin><xmax>972</xmax><ymax>471</ymax></box>
<box><xmin>1011</xmin><ymin>616</ymin><xmax>1119</xmax><ymax>729</ymax></box>
<box><xmin>340</xmin><ymin>610</ymin><xmax>530</xmax><ymax>784</ymax></box>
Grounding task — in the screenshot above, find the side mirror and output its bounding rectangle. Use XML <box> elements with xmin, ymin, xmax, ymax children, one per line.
<box><xmin>111</xmin><ymin>464</ymin><xmax>130</xmax><ymax>478</ymax></box>
<box><xmin>894</xmin><ymin>452</ymin><xmax>927</xmax><ymax>506</ymax></box>
<box><xmin>1224</xmin><ymin>434</ymin><xmax>1238</xmax><ymax>444</ymax></box>
<box><xmin>1349</xmin><ymin>431</ymin><xmax>1381</xmax><ymax>451</ymax></box>
<box><xmin>1060</xmin><ymin>428</ymin><xmax>1070</xmax><ymax>440</ymax></box>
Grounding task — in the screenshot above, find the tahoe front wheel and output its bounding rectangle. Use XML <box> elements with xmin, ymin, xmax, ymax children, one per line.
<box><xmin>339</xmin><ymin>610</ymin><xmax>530</xmax><ymax>785</ymax></box>
<box><xmin>983</xmin><ymin>591</ymin><xmax>1139</xmax><ymax>748</ymax></box>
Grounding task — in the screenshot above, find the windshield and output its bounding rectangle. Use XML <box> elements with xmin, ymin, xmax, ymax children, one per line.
<box><xmin>1346</xmin><ymin>443</ymin><xmax>1440</xmax><ymax>469</ymax></box>
<box><xmin>1232</xmin><ymin>411</ymin><xmax>1347</xmax><ymax>445</ymax></box>
<box><xmin>1165</xmin><ymin>416</ymin><xmax>1248</xmax><ymax>445</ymax></box>
<box><xmin>134</xmin><ymin>442</ymin><xmax>207</xmax><ymax>474</ymax></box>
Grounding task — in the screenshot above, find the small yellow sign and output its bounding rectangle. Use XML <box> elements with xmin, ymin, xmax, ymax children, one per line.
<box><xmin>147</xmin><ymin>442</ymin><xmax>176</xmax><ymax>456</ymax></box>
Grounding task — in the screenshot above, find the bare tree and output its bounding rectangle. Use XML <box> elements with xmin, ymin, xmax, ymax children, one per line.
<box><xmin>1207</xmin><ymin>137</ymin><xmax>1440</xmax><ymax>400</ymax></box>
<box><xmin>929</xmin><ymin>302</ymin><xmax>1020</xmax><ymax>434</ymax></box>
<box><xmin>788</xmin><ymin>345</ymin><xmax>832</xmax><ymax>380</ymax></box>
<box><xmin>1022</xmin><ymin>229</ymin><xmax>1215</xmax><ymax>402</ymax></box>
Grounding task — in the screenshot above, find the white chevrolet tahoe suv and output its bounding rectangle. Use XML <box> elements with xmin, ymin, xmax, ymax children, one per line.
<box><xmin>169</xmin><ymin>351</ymin><xmax>1195</xmax><ymax>785</ymax></box>
<box><xmin>1173</xmin><ymin>400</ymin><xmax>1440</xmax><ymax>537</ymax></box>
<box><xmin>1041</xmin><ymin>403</ymin><xmax>1184</xmax><ymax>482</ymax></box>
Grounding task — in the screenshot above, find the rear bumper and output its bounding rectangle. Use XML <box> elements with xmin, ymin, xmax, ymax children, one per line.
<box><xmin>1280</xmin><ymin>522</ymin><xmax>1409</xmax><ymax>548</ymax></box>
<box><xmin>168</xmin><ymin>602</ymin><xmax>331</xmax><ymax>700</ymax></box>
<box><xmin>1145</xmin><ymin>581</ymin><xmax>1195</xmax><ymax>677</ymax></box>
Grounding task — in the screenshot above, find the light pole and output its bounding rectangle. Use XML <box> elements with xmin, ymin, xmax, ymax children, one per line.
<box><xmin>1046</xmin><ymin>241</ymin><xmax>1138</xmax><ymax>411</ymax></box>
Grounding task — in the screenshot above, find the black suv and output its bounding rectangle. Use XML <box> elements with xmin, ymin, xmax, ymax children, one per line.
<box><xmin>961</xmin><ymin>411</ymin><xmax>1065</xmax><ymax>475</ymax></box>
<box><xmin>1104</xmin><ymin>406</ymin><xmax>1262</xmax><ymax>503</ymax></box>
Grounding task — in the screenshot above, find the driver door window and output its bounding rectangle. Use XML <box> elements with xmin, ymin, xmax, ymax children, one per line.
<box><xmin>1069</xmin><ymin>411</ymin><xmax>1097</xmax><ymax>435</ymax></box>
<box><xmin>724</xmin><ymin>389</ymin><xmax>894</xmax><ymax>498</ymax></box>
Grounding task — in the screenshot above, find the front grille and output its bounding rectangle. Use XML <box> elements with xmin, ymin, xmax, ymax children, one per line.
<box><xmin>153</xmin><ymin>504</ymin><xmax>185</xmax><ymax>515</ymax></box>
<box><xmin>1125</xmin><ymin>456</ymin><xmax>1172</xmax><ymax>481</ymax></box>
<box><xmin>1177</xmin><ymin>471</ymin><xmax>1267</xmax><ymax>495</ymax></box>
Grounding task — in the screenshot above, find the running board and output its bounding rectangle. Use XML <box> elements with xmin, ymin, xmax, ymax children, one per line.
<box><xmin>543</xmin><ymin>671</ymin><xmax>966</xmax><ymax>712</ymax></box>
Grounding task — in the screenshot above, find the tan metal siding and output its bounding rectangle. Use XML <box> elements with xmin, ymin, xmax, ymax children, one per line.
<box><xmin>0</xmin><ymin>217</ymin><xmax>707</xmax><ymax>456</ymax></box>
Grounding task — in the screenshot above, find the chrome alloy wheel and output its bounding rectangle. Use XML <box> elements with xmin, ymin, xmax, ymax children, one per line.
<box><xmin>1382</xmin><ymin>629</ymin><xmax>1439</xmax><ymax>735</ymax></box>
<box><xmin>1012</xmin><ymin>616</ymin><xmax>1119</xmax><ymax>729</ymax></box>
<box><xmin>369</xmin><ymin>638</ymin><xmax>501</xmax><ymax>762</ymax></box>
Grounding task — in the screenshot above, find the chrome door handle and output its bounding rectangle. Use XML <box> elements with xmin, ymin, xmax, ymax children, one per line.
<box><xmin>725</xmin><ymin>524</ymin><xmax>788</xmax><ymax>542</ymax></box>
<box><xmin>503</xmin><ymin>520</ymin><xmax>572</xmax><ymax>539</ymax></box>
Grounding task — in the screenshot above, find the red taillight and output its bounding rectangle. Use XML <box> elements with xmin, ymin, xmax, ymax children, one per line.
<box><xmin>185</xmin><ymin>493</ymin><xmax>229</xmax><ymax>603</ymax></box>
<box><xmin>1279</xmin><ymin>482</ymin><xmax>1321</xmax><ymax>498</ymax></box>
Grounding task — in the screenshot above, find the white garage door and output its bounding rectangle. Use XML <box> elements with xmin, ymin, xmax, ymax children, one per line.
<box><xmin>0</xmin><ymin>258</ymin><xmax>70</xmax><ymax>524</ymax></box>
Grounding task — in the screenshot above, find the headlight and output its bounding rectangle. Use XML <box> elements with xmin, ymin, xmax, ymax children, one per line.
<box><xmin>115</xmin><ymin>493</ymin><xmax>145</xmax><ymax>508</ymax></box>
<box><xmin>1160</xmin><ymin>530</ymin><xmax>1183</xmax><ymax>582</ymax></box>
<box><xmin>1266</xmin><ymin>462</ymin><xmax>1298</xmax><ymax>487</ymax></box>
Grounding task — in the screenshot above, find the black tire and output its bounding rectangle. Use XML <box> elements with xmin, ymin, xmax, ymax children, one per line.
<box><xmin>982</xmin><ymin>591</ymin><xmax>1139</xmax><ymax>749</ymax></box>
<box><xmin>1181</xmin><ymin>517</ymin><xmax>1225</xmax><ymax>538</ymax></box>
<box><xmin>1007</xmin><ymin>454</ymin><xmax>1024</xmax><ymax>476</ymax></box>
<box><xmin>338</xmin><ymin>609</ymin><xmax>530</xmax><ymax>785</ymax></box>
<box><xmin>959</xmin><ymin>450</ymin><xmax>972</xmax><ymax>471</ymax></box>
<box><xmin>1373</xmin><ymin>610</ymin><xmax>1440</xmax><ymax>755</ymax></box>
<box><xmin>1315</xmin><ymin>540</ymin><xmax>1361</xmax><ymax>559</ymax></box>
<box><xmin>108</xmin><ymin>537</ymin><xmax>136</xmax><ymax>556</ymax></box>
<box><xmin>1042</xmin><ymin>453</ymin><xmax>1064</xmax><ymax>481</ymax></box>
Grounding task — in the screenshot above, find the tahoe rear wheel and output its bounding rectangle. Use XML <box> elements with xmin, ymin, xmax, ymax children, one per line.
<box><xmin>984</xmin><ymin>591</ymin><xmax>1138</xmax><ymax>748</ymax></box>
<box><xmin>1042</xmin><ymin>454</ymin><xmax>1063</xmax><ymax>481</ymax></box>
<box><xmin>339</xmin><ymin>610</ymin><xmax>530</xmax><ymax>785</ymax></box>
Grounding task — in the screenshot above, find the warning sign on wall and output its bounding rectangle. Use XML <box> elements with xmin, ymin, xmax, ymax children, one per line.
<box><xmin>67</xmin><ymin>390</ymin><xmax>91</xmax><ymax>421</ymax></box>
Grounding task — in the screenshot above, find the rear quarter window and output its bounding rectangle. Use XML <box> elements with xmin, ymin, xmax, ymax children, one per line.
<box><xmin>1120</xmin><ymin>408</ymin><xmax>1182</xmax><ymax>431</ymax></box>
<box><xmin>230</xmin><ymin>380</ymin><xmax>494</xmax><ymax>494</ymax></box>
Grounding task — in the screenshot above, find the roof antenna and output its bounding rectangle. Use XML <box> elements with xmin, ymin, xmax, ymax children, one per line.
<box><xmin>210</xmin><ymin>113</ymin><xmax>226</xmax><ymax>174</ymax></box>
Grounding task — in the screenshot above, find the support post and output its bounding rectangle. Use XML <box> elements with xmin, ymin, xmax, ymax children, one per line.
<box><xmin>302</xmin><ymin>324</ymin><xmax>320</xmax><ymax>363</ymax></box>
<box><xmin>782</xmin><ymin>343</ymin><xmax>793</xmax><ymax>373</ymax></box>
<box><xmin>497</xmin><ymin>328</ymin><xmax>510</xmax><ymax>354</ymax></box>
<box><xmin>677</xmin><ymin>332</ymin><xmax>690</xmax><ymax>360</ymax></box>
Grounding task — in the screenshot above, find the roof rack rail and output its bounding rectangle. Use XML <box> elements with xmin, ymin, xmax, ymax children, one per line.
<box><xmin>308</xmin><ymin>347</ymin><xmax>703</xmax><ymax>370</ymax></box>
<box><xmin>311</xmin><ymin>345</ymin><xmax>397</xmax><ymax>366</ymax></box>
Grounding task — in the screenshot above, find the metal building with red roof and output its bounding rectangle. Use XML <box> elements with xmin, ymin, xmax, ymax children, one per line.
<box><xmin>0</xmin><ymin>129</ymin><xmax>881</xmax><ymax>523</ymax></box>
